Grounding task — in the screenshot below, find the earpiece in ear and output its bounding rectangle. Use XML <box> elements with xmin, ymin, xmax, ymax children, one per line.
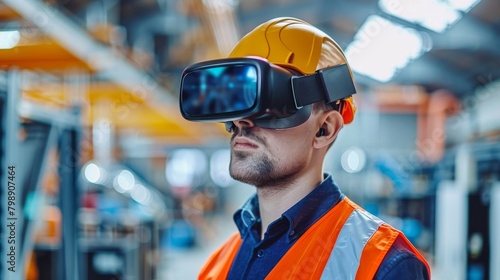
<box><xmin>316</xmin><ymin>128</ymin><xmax>326</xmax><ymax>137</ymax></box>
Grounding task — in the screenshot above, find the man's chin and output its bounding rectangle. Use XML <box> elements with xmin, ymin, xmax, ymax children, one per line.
<box><xmin>229</xmin><ymin>150</ymin><xmax>274</xmax><ymax>185</ymax></box>
<box><xmin>230</xmin><ymin>164</ymin><xmax>260</xmax><ymax>185</ymax></box>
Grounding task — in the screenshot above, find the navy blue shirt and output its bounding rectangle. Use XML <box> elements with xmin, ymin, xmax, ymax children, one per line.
<box><xmin>226</xmin><ymin>174</ymin><xmax>429</xmax><ymax>279</ymax></box>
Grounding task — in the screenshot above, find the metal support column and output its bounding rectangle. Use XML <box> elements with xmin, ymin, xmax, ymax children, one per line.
<box><xmin>0</xmin><ymin>72</ymin><xmax>6</xmax><ymax>280</ymax></box>
<box><xmin>491</xmin><ymin>182</ymin><xmax>500</xmax><ymax>280</ymax></box>
<box><xmin>1</xmin><ymin>70</ymin><xmax>22</xmax><ymax>280</ymax></box>
<box><xmin>57</xmin><ymin>127</ymin><xmax>80</xmax><ymax>280</ymax></box>
<box><xmin>0</xmin><ymin>72</ymin><xmax>5</xmax><ymax>280</ymax></box>
<box><xmin>19</xmin><ymin>126</ymin><xmax>59</xmax><ymax>276</ymax></box>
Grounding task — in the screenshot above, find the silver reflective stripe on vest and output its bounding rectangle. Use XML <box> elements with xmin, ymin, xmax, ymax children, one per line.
<box><xmin>320</xmin><ymin>209</ymin><xmax>384</xmax><ymax>280</ymax></box>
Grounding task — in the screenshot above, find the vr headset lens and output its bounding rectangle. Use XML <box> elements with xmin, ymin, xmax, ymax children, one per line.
<box><xmin>181</xmin><ymin>64</ymin><xmax>258</xmax><ymax>117</ymax></box>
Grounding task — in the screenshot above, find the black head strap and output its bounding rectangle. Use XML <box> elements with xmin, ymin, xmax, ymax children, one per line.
<box><xmin>291</xmin><ymin>63</ymin><xmax>356</xmax><ymax>108</ymax></box>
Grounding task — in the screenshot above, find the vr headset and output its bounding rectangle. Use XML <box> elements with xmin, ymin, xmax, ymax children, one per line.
<box><xmin>179</xmin><ymin>57</ymin><xmax>356</xmax><ymax>130</ymax></box>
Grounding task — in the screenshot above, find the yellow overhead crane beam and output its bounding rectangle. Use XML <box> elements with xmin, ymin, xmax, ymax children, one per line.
<box><xmin>0</xmin><ymin>31</ymin><xmax>92</xmax><ymax>71</ymax></box>
<box><xmin>21</xmin><ymin>81</ymin><xmax>228</xmax><ymax>143</ymax></box>
<box><xmin>0</xmin><ymin>3</ymin><xmax>21</xmax><ymax>21</ymax></box>
<box><xmin>1</xmin><ymin>0</ymin><xmax>228</xmax><ymax>145</ymax></box>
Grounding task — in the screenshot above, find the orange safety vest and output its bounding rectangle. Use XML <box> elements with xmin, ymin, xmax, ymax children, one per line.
<box><xmin>199</xmin><ymin>197</ymin><xmax>430</xmax><ymax>280</ymax></box>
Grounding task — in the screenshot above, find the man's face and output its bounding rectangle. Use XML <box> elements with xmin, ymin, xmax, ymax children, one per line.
<box><xmin>228</xmin><ymin>116</ymin><xmax>316</xmax><ymax>188</ymax></box>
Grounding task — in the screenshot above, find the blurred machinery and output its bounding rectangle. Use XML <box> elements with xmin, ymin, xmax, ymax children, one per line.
<box><xmin>0</xmin><ymin>0</ymin><xmax>229</xmax><ymax>279</ymax></box>
<box><xmin>433</xmin><ymin>81</ymin><xmax>500</xmax><ymax>280</ymax></box>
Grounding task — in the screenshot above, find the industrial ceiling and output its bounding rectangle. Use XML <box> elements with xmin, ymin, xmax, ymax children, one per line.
<box><xmin>115</xmin><ymin>0</ymin><xmax>500</xmax><ymax>98</ymax></box>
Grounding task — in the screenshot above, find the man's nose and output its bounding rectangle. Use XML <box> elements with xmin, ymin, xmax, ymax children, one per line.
<box><xmin>233</xmin><ymin>118</ymin><xmax>256</xmax><ymax>130</ymax></box>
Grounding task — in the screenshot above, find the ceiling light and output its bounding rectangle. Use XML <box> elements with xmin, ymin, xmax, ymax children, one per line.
<box><xmin>84</xmin><ymin>162</ymin><xmax>104</xmax><ymax>184</ymax></box>
<box><xmin>448</xmin><ymin>0</ymin><xmax>481</xmax><ymax>12</ymax></box>
<box><xmin>113</xmin><ymin>170</ymin><xmax>135</xmax><ymax>193</ymax></box>
<box><xmin>345</xmin><ymin>16</ymin><xmax>427</xmax><ymax>82</ymax></box>
<box><xmin>84</xmin><ymin>163</ymin><xmax>101</xmax><ymax>183</ymax></box>
<box><xmin>379</xmin><ymin>0</ymin><xmax>481</xmax><ymax>33</ymax></box>
<box><xmin>0</xmin><ymin>31</ymin><xmax>20</xmax><ymax>49</ymax></box>
<box><xmin>131</xmin><ymin>184</ymin><xmax>151</xmax><ymax>205</ymax></box>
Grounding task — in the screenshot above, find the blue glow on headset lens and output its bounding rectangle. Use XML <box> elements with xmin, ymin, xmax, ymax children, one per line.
<box><xmin>181</xmin><ymin>65</ymin><xmax>258</xmax><ymax>116</ymax></box>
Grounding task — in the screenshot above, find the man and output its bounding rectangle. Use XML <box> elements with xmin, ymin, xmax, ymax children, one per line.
<box><xmin>179</xmin><ymin>17</ymin><xmax>430</xmax><ymax>279</ymax></box>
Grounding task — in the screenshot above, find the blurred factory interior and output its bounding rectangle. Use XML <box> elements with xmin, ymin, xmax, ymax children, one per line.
<box><xmin>1</xmin><ymin>0</ymin><xmax>500</xmax><ymax>279</ymax></box>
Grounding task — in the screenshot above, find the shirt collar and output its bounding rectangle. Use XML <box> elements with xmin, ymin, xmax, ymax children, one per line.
<box><xmin>233</xmin><ymin>173</ymin><xmax>344</xmax><ymax>240</ymax></box>
<box><xmin>233</xmin><ymin>194</ymin><xmax>260</xmax><ymax>237</ymax></box>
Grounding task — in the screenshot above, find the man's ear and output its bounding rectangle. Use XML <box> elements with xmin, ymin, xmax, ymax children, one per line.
<box><xmin>313</xmin><ymin>110</ymin><xmax>343</xmax><ymax>149</ymax></box>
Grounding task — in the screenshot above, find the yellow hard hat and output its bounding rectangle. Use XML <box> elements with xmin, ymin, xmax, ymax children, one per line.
<box><xmin>228</xmin><ymin>17</ymin><xmax>356</xmax><ymax>124</ymax></box>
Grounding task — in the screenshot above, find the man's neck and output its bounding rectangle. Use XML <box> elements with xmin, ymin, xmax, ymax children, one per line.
<box><xmin>256</xmin><ymin>169</ymin><xmax>323</xmax><ymax>240</ymax></box>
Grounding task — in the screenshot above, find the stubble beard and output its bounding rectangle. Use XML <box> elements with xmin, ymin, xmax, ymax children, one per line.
<box><xmin>229</xmin><ymin>150</ymin><xmax>273</xmax><ymax>186</ymax></box>
<box><xmin>229</xmin><ymin>126</ymin><xmax>304</xmax><ymax>188</ymax></box>
<box><xmin>229</xmin><ymin>149</ymin><xmax>304</xmax><ymax>189</ymax></box>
